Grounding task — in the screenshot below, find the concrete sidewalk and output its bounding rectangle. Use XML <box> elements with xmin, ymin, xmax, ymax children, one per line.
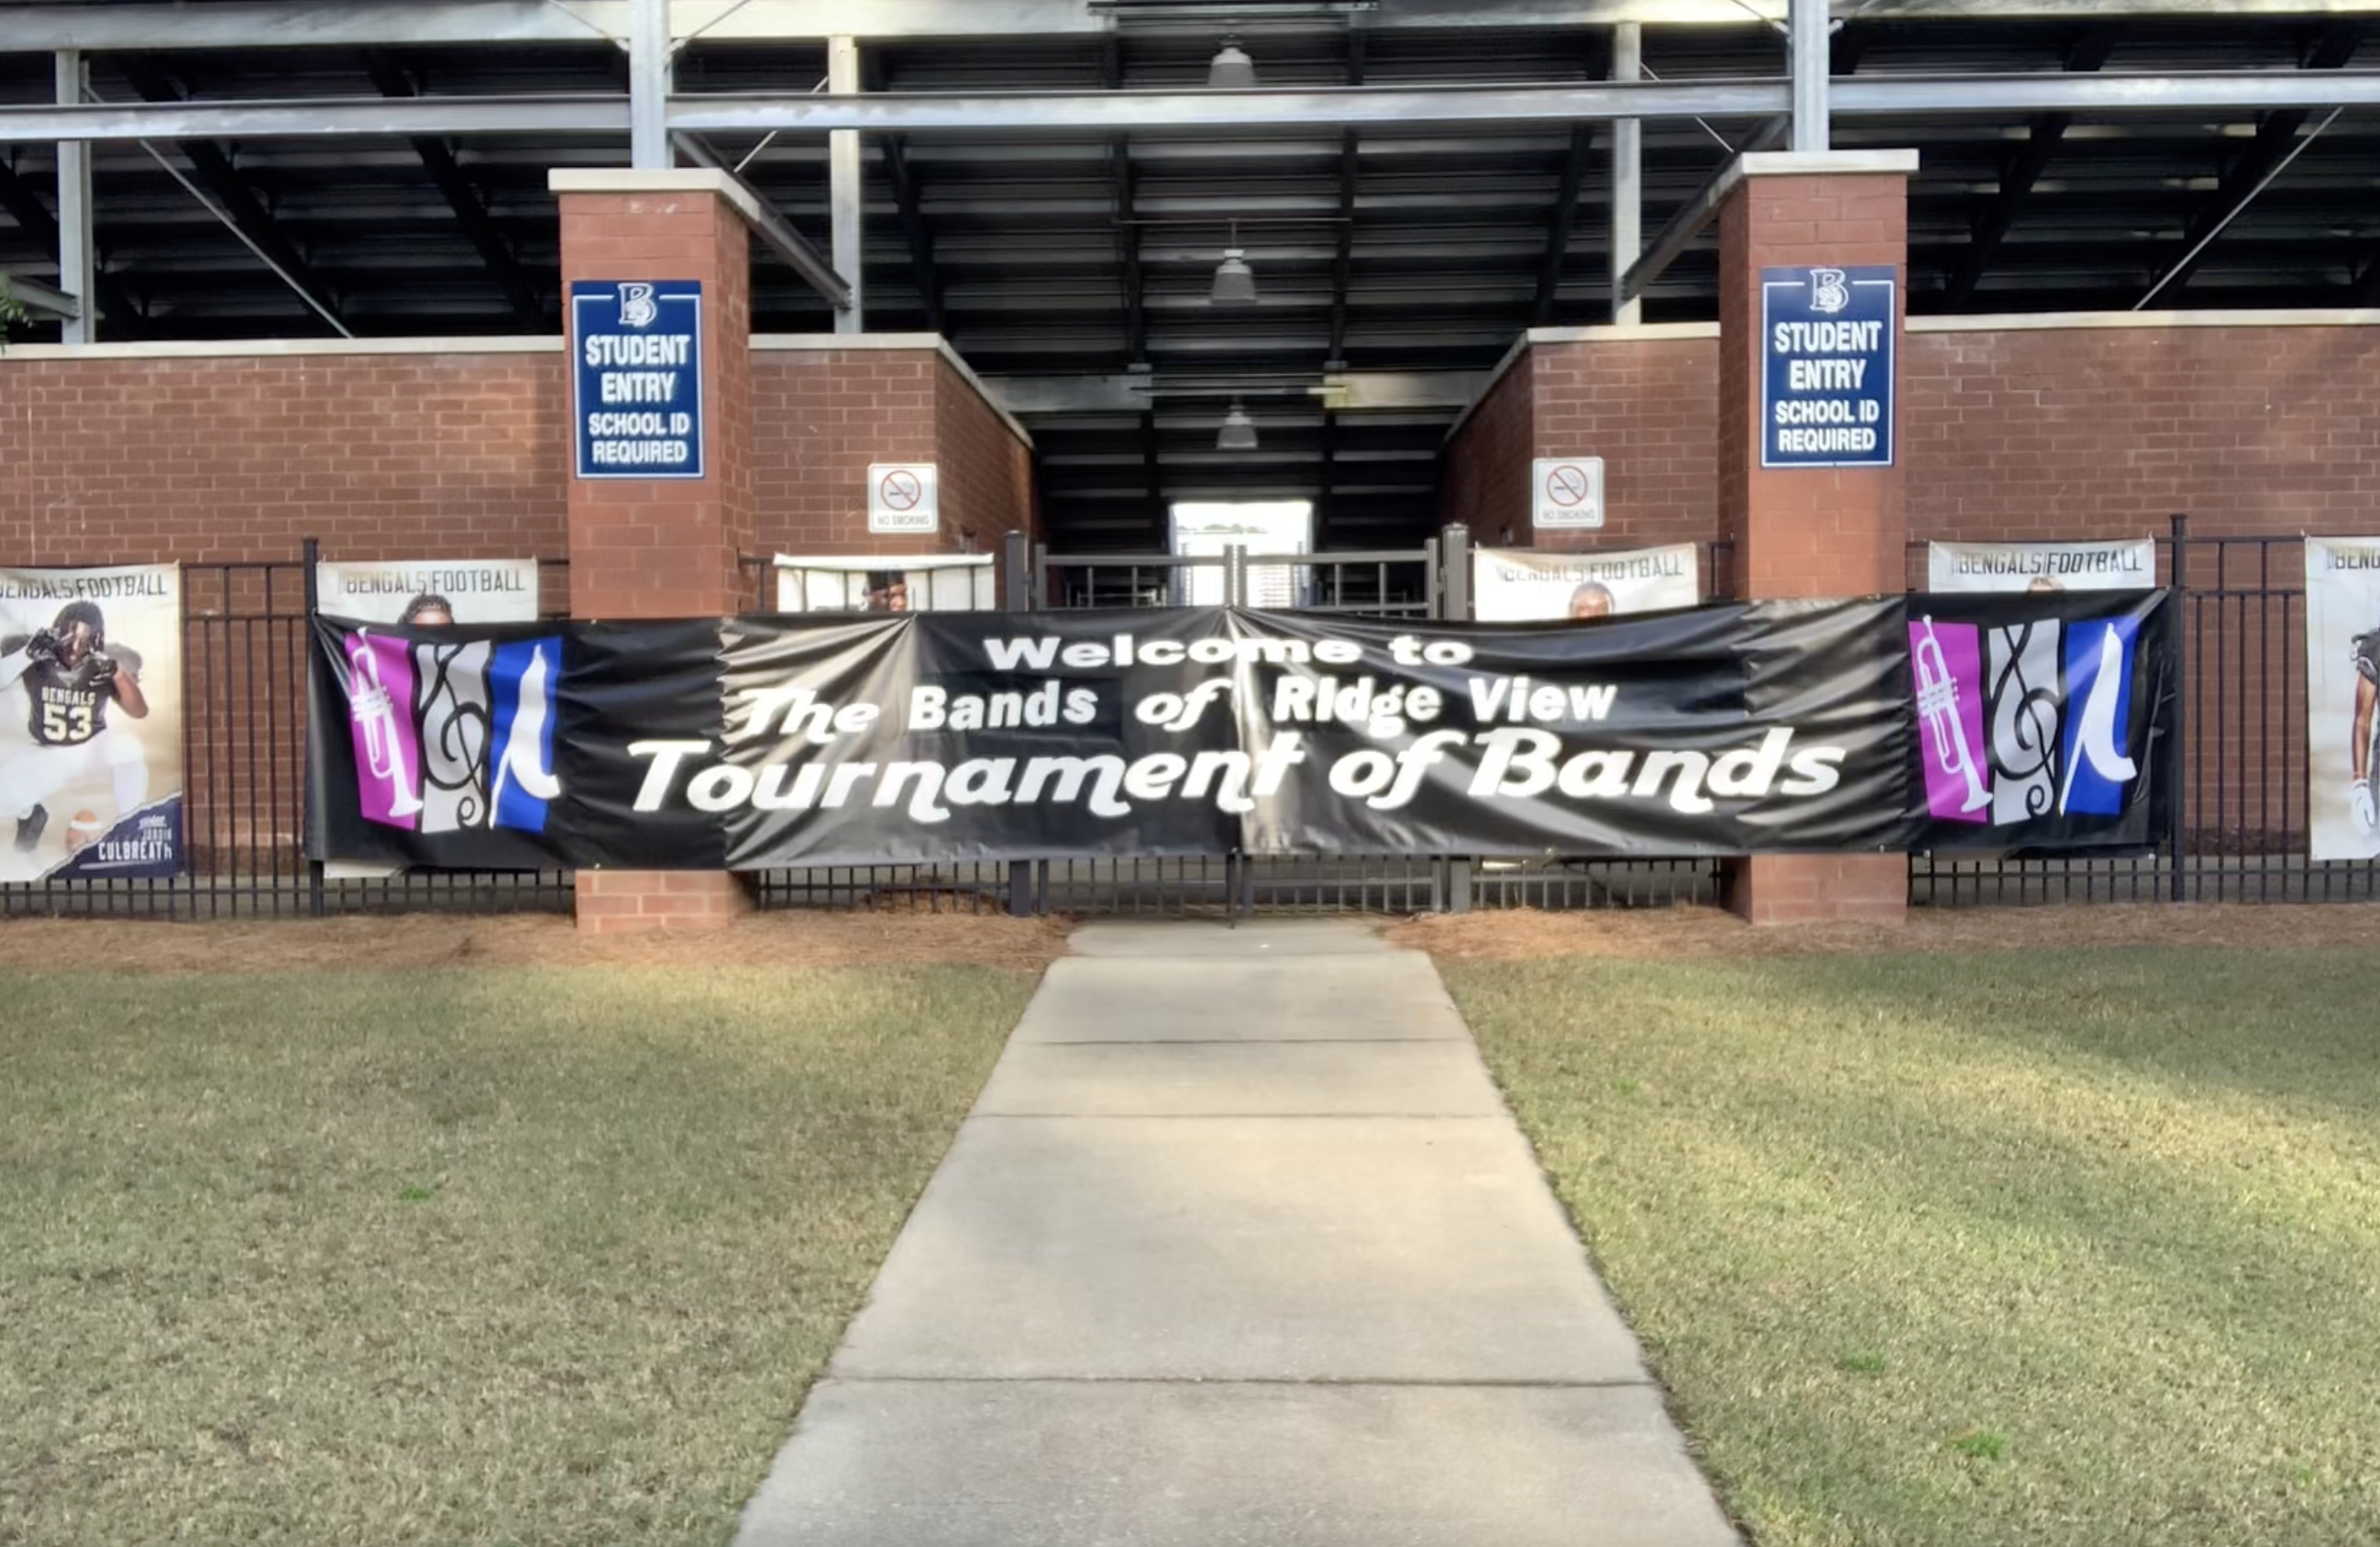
<box><xmin>735</xmin><ymin>918</ymin><xmax>1737</xmax><ymax>1547</ymax></box>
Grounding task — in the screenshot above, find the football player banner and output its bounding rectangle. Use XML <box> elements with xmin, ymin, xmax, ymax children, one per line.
<box><xmin>312</xmin><ymin>558</ymin><xmax>541</xmax><ymax>879</ymax></box>
<box><xmin>1926</xmin><ymin>539</ymin><xmax>2157</xmax><ymax>593</ymax></box>
<box><xmin>2303</xmin><ymin>537</ymin><xmax>2380</xmax><ymax>861</ymax></box>
<box><xmin>305</xmin><ymin>594</ymin><xmax>2176</xmax><ymax>870</ymax></box>
<box><xmin>1471</xmin><ymin>544</ymin><xmax>1701</xmax><ymax>622</ymax></box>
<box><xmin>0</xmin><ymin>564</ymin><xmax>185</xmax><ymax>883</ymax></box>
<box><xmin>773</xmin><ymin>553</ymin><xmax>997</xmax><ymax>614</ymax></box>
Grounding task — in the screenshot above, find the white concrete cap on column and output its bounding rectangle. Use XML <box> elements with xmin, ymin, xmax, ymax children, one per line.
<box><xmin>1735</xmin><ymin>149</ymin><xmax>1922</xmax><ymax>179</ymax></box>
<box><xmin>547</xmin><ymin>167</ymin><xmax>767</xmax><ymax>229</ymax></box>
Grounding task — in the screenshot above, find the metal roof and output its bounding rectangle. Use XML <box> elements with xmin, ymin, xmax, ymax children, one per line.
<box><xmin>3</xmin><ymin>2</ymin><xmax>2377</xmax><ymax>547</ymax></box>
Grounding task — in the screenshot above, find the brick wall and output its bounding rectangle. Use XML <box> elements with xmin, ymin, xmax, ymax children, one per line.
<box><xmin>751</xmin><ymin>348</ymin><xmax>936</xmax><ymax>558</ymax></box>
<box><xmin>1523</xmin><ymin>334</ymin><xmax>1720</xmax><ymax>554</ymax></box>
<box><xmin>0</xmin><ymin>350</ymin><xmax>568</xmax><ymax>570</ymax></box>
<box><xmin>934</xmin><ymin>355</ymin><xmax>1036</xmax><ymax>554</ymax></box>
<box><xmin>747</xmin><ymin>347</ymin><xmax>1034</xmax><ymax>594</ymax></box>
<box><xmin>1437</xmin><ymin>346</ymin><xmax>1532</xmax><ymax>546</ymax></box>
<box><xmin>0</xmin><ymin>342</ymin><xmax>1034</xmax><ymax>585</ymax></box>
<box><xmin>1440</xmin><ymin>319</ymin><xmax>2380</xmax><ymax>552</ymax></box>
<box><xmin>1902</xmin><ymin>323</ymin><xmax>2380</xmax><ymax>541</ymax></box>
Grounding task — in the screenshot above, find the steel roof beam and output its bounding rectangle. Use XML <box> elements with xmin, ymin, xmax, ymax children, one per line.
<box><xmin>1325</xmin><ymin>30</ymin><xmax>1365</xmax><ymax>370</ymax></box>
<box><xmin>2353</xmin><ymin>249</ymin><xmax>2380</xmax><ymax>306</ymax></box>
<box><xmin>116</xmin><ymin>57</ymin><xmax>350</xmax><ymax>334</ymax></box>
<box><xmin>3</xmin><ymin>273</ymin><xmax>79</xmax><ymax>318</ymax></box>
<box><xmin>882</xmin><ymin>135</ymin><xmax>942</xmax><ymax>335</ymax></box>
<box><xmin>1530</xmin><ymin>122</ymin><xmax>1595</xmax><ymax>326</ymax></box>
<box><xmin>17</xmin><ymin>3</ymin><xmax>2380</xmax><ymax>53</ymax></box>
<box><xmin>990</xmin><ymin>370</ymin><xmax>1482</xmax><ymax>413</ymax></box>
<box><xmin>676</xmin><ymin>72</ymin><xmax>2380</xmax><ymax>132</ymax></box>
<box><xmin>1616</xmin><ymin>116</ymin><xmax>1788</xmax><ymax>306</ymax></box>
<box><xmin>4</xmin><ymin>95</ymin><xmax>630</xmax><ymax>143</ymax></box>
<box><xmin>1943</xmin><ymin>28</ymin><xmax>2117</xmax><ymax>312</ymax></box>
<box><xmin>668</xmin><ymin>134</ymin><xmax>854</xmax><ymax>311</ymax></box>
<box><xmin>363</xmin><ymin>51</ymin><xmax>545</xmax><ymax>326</ymax></box>
<box><xmin>675</xmin><ymin>81</ymin><xmax>1791</xmax><ymax>134</ymax></box>
<box><xmin>17</xmin><ymin>72</ymin><xmax>2380</xmax><ymax>145</ymax></box>
<box><xmin>0</xmin><ymin>157</ymin><xmax>147</xmax><ymax>337</ymax></box>
<box><xmin>2143</xmin><ymin>20</ymin><xmax>2361</xmax><ymax>301</ymax></box>
<box><xmin>868</xmin><ymin>52</ymin><xmax>943</xmax><ymax>337</ymax></box>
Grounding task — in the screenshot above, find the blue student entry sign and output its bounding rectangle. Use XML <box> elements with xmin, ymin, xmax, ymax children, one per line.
<box><xmin>572</xmin><ymin>280</ymin><xmax>703</xmax><ymax>480</ymax></box>
<box><xmin>1760</xmin><ymin>264</ymin><xmax>1894</xmax><ymax>469</ymax></box>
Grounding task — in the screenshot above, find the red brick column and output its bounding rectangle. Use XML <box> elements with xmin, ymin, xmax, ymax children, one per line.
<box><xmin>552</xmin><ymin>169</ymin><xmax>758</xmax><ymax>934</ymax></box>
<box><xmin>1716</xmin><ymin>151</ymin><xmax>1918</xmax><ymax>925</ymax></box>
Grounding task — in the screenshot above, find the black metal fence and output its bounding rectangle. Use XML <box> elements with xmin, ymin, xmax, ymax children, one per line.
<box><xmin>1906</xmin><ymin>520</ymin><xmax>2380</xmax><ymax>907</ymax></box>
<box><xmin>1</xmin><ymin>552</ymin><xmax>573</xmax><ymax>919</ymax></box>
<box><xmin>4</xmin><ymin>524</ymin><xmax>2357</xmax><ymax>922</ymax></box>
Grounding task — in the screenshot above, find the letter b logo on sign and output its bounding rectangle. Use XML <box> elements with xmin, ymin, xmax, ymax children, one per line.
<box><xmin>618</xmin><ymin>282</ymin><xmax>658</xmax><ymax>328</ymax></box>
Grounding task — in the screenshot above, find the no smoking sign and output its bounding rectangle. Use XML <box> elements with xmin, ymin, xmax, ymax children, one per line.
<box><xmin>1531</xmin><ymin>457</ymin><xmax>1604</xmax><ymax>530</ymax></box>
<box><xmin>867</xmin><ymin>462</ymin><xmax>940</xmax><ymax>534</ymax></box>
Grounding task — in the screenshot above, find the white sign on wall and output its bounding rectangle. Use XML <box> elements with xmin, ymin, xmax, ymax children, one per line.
<box><xmin>1472</xmin><ymin>543</ymin><xmax>1699</xmax><ymax>622</ymax></box>
<box><xmin>867</xmin><ymin>463</ymin><xmax>941</xmax><ymax>535</ymax></box>
<box><xmin>1531</xmin><ymin>458</ymin><xmax>1605</xmax><ymax>530</ymax></box>
<box><xmin>1926</xmin><ymin>540</ymin><xmax>2156</xmax><ymax>593</ymax></box>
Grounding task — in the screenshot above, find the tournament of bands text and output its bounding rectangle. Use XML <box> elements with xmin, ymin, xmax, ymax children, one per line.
<box><xmin>625</xmin><ymin>624</ymin><xmax>1851</xmax><ymax>823</ymax></box>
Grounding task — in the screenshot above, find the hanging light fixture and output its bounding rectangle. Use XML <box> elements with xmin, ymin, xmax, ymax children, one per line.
<box><xmin>1210</xmin><ymin>219</ymin><xmax>1258</xmax><ymax>304</ymax></box>
<box><xmin>1217</xmin><ymin>400</ymin><xmax>1259</xmax><ymax>451</ymax></box>
<box><xmin>1207</xmin><ymin>35</ymin><xmax>1257</xmax><ymax>90</ymax></box>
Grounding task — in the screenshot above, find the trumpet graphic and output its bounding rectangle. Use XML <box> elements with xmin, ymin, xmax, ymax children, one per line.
<box><xmin>1914</xmin><ymin>615</ymin><xmax>1990</xmax><ymax>814</ymax></box>
<box><xmin>348</xmin><ymin>634</ymin><xmax>424</xmax><ymax>820</ymax></box>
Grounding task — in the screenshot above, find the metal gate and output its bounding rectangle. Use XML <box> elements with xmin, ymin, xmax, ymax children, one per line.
<box><xmin>744</xmin><ymin>529</ymin><xmax>1721</xmax><ymax>918</ymax></box>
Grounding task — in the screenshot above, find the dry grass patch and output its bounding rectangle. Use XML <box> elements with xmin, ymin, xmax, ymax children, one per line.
<box><xmin>1392</xmin><ymin>901</ymin><xmax>2380</xmax><ymax>962</ymax></box>
<box><xmin>0</xmin><ymin>908</ymin><xmax>1074</xmax><ymax>976</ymax></box>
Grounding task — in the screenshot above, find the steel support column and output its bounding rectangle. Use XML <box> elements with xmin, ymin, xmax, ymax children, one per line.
<box><xmin>54</xmin><ymin>50</ymin><xmax>94</xmax><ymax>340</ymax></box>
<box><xmin>829</xmin><ymin>34</ymin><xmax>864</xmax><ymax>333</ymax></box>
<box><xmin>1609</xmin><ymin>22</ymin><xmax>1642</xmax><ymax>325</ymax></box>
<box><xmin>1790</xmin><ymin>0</ymin><xmax>1828</xmax><ymax>151</ymax></box>
<box><xmin>630</xmin><ymin>0</ymin><xmax>670</xmax><ymax>169</ymax></box>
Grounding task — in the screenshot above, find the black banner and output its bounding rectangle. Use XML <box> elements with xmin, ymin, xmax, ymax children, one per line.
<box><xmin>305</xmin><ymin>593</ymin><xmax>2174</xmax><ymax>870</ymax></box>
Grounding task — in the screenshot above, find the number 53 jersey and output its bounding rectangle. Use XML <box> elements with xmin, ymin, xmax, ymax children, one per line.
<box><xmin>19</xmin><ymin>648</ymin><xmax>140</xmax><ymax>747</ymax></box>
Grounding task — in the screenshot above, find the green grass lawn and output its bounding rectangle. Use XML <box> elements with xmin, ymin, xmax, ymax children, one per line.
<box><xmin>1449</xmin><ymin>947</ymin><xmax>2380</xmax><ymax>1547</ymax></box>
<box><xmin>0</xmin><ymin>963</ymin><xmax>1036</xmax><ymax>1547</ymax></box>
